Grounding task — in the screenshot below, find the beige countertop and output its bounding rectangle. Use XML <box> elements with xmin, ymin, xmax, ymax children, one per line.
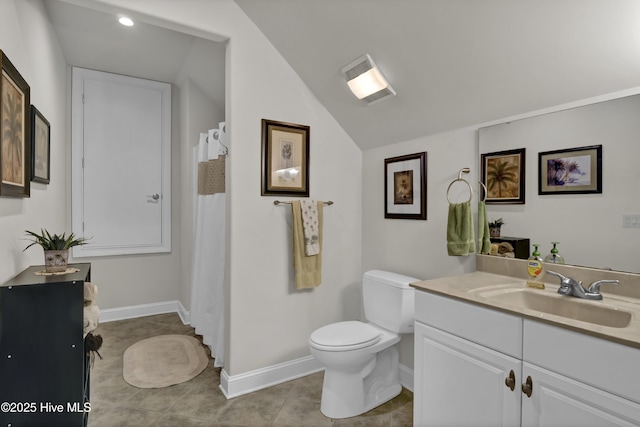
<box><xmin>411</xmin><ymin>270</ymin><xmax>640</xmax><ymax>350</ymax></box>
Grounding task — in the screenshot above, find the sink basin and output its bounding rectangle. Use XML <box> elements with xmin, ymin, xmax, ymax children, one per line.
<box><xmin>476</xmin><ymin>288</ymin><xmax>632</xmax><ymax>328</ymax></box>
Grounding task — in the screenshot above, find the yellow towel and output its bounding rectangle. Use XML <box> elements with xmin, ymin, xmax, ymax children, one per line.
<box><xmin>292</xmin><ymin>200</ymin><xmax>323</xmax><ymax>289</ymax></box>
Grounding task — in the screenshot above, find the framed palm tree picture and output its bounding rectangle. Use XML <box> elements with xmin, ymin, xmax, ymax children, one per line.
<box><xmin>1</xmin><ymin>50</ymin><xmax>31</xmax><ymax>198</ymax></box>
<box><xmin>481</xmin><ymin>148</ymin><xmax>525</xmax><ymax>204</ymax></box>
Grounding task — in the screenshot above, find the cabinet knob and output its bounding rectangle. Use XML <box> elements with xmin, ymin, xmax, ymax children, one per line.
<box><xmin>505</xmin><ymin>370</ymin><xmax>516</xmax><ymax>391</ymax></box>
<box><xmin>522</xmin><ymin>375</ymin><xmax>533</xmax><ymax>398</ymax></box>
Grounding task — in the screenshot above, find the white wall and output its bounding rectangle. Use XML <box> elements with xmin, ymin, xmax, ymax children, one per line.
<box><xmin>363</xmin><ymin>128</ymin><xmax>479</xmax><ymax>279</ymax></box>
<box><xmin>222</xmin><ymin>5</ymin><xmax>363</xmax><ymax>376</ymax></box>
<box><xmin>362</xmin><ymin>127</ymin><xmax>479</xmax><ymax>369</ymax></box>
<box><xmin>89</xmin><ymin>0</ymin><xmax>363</xmax><ymax>377</ymax></box>
<box><xmin>0</xmin><ymin>0</ymin><xmax>68</xmax><ymax>282</ymax></box>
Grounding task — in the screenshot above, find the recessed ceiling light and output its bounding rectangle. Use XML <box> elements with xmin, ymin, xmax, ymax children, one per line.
<box><xmin>118</xmin><ymin>16</ymin><xmax>134</xmax><ymax>27</ymax></box>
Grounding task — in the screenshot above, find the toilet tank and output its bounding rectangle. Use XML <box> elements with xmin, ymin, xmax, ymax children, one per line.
<box><xmin>362</xmin><ymin>270</ymin><xmax>419</xmax><ymax>334</ymax></box>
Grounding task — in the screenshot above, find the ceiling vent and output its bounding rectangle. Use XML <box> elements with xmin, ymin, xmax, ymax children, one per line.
<box><xmin>341</xmin><ymin>54</ymin><xmax>396</xmax><ymax>105</ymax></box>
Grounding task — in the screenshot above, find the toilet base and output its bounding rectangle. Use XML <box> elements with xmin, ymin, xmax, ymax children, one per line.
<box><xmin>319</xmin><ymin>345</ymin><xmax>401</xmax><ymax>419</ymax></box>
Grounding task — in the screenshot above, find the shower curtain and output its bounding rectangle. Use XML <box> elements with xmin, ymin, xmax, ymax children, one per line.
<box><xmin>190</xmin><ymin>127</ymin><xmax>226</xmax><ymax>367</ymax></box>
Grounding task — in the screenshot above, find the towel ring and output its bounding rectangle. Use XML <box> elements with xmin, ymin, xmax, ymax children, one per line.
<box><xmin>478</xmin><ymin>181</ymin><xmax>488</xmax><ymax>202</ymax></box>
<box><xmin>446</xmin><ymin>168</ymin><xmax>473</xmax><ymax>204</ymax></box>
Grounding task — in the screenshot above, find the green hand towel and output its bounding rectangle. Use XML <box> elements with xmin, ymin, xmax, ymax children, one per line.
<box><xmin>477</xmin><ymin>201</ymin><xmax>492</xmax><ymax>254</ymax></box>
<box><xmin>447</xmin><ymin>201</ymin><xmax>476</xmax><ymax>256</ymax></box>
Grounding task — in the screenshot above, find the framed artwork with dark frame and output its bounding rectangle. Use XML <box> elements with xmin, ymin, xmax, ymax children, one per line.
<box><xmin>1</xmin><ymin>50</ymin><xmax>31</xmax><ymax>198</ymax></box>
<box><xmin>261</xmin><ymin>119</ymin><xmax>310</xmax><ymax>196</ymax></box>
<box><xmin>384</xmin><ymin>151</ymin><xmax>427</xmax><ymax>220</ymax></box>
<box><xmin>31</xmin><ymin>105</ymin><xmax>50</xmax><ymax>184</ymax></box>
<box><xmin>538</xmin><ymin>145</ymin><xmax>602</xmax><ymax>195</ymax></box>
<box><xmin>481</xmin><ymin>148</ymin><xmax>525</xmax><ymax>204</ymax></box>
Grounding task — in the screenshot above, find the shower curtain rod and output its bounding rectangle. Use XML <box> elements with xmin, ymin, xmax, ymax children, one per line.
<box><xmin>273</xmin><ymin>200</ymin><xmax>334</xmax><ymax>206</ymax></box>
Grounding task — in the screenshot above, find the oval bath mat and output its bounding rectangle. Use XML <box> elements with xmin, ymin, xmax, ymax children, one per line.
<box><xmin>123</xmin><ymin>334</ymin><xmax>208</xmax><ymax>388</ymax></box>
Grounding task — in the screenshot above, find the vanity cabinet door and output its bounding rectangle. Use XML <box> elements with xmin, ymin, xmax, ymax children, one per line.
<box><xmin>414</xmin><ymin>321</ymin><xmax>521</xmax><ymax>427</ymax></box>
<box><xmin>521</xmin><ymin>363</ymin><xmax>640</xmax><ymax>427</ymax></box>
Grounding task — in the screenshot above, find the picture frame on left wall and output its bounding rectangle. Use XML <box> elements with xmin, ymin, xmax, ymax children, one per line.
<box><xmin>31</xmin><ymin>105</ymin><xmax>50</xmax><ymax>184</ymax></box>
<box><xmin>1</xmin><ymin>50</ymin><xmax>31</xmax><ymax>198</ymax></box>
<box><xmin>261</xmin><ymin>119</ymin><xmax>310</xmax><ymax>197</ymax></box>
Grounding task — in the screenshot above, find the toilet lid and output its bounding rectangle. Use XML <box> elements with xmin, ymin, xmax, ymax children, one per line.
<box><xmin>309</xmin><ymin>321</ymin><xmax>381</xmax><ymax>351</ymax></box>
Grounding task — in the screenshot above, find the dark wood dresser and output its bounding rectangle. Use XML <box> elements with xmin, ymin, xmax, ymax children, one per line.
<box><xmin>0</xmin><ymin>263</ymin><xmax>92</xmax><ymax>426</ymax></box>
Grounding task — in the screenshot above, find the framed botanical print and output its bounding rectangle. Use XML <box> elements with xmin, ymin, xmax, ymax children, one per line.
<box><xmin>538</xmin><ymin>145</ymin><xmax>602</xmax><ymax>195</ymax></box>
<box><xmin>481</xmin><ymin>148</ymin><xmax>525</xmax><ymax>204</ymax></box>
<box><xmin>1</xmin><ymin>50</ymin><xmax>31</xmax><ymax>197</ymax></box>
<box><xmin>384</xmin><ymin>152</ymin><xmax>427</xmax><ymax>220</ymax></box>
<box><xmin>31</xmin><ymin>105</ymin><xmax>50</xmax><ymax>184</ymax></box>
<box><xmin>261</xmin><ymin>119</ymin><xmax>310</xmax><ymax>196</ymax></box>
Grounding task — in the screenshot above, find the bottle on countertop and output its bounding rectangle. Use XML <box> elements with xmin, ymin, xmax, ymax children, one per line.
<box><xmin>544</xmin><ymin>242</ymin><xmax>565</xmax><ymax>264</ymax></box>
<box><xmin>526</xmin><ymin>243</ymin><xmax>545</xmax><ymax>289</ymax></box>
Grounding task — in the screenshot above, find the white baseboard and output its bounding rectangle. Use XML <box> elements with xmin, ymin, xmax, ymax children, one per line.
<box><xmin>99</xmin><ymin>300</ymin><xmax>190</xmax><ymax>324</ymax></box>
<box><xmin>399</xmin><ymin>363</ymin><xmax>414</xmax><ymax>392</ymax></box>
<box><xmin>219</xmin><ymin>355</ymin><xmax>414</xmax><ymax>399</ymax></box>
<box><xmin>220</xmin><ymin>355</ymin><xmax>324</xmax><ymax>399</ymax></box>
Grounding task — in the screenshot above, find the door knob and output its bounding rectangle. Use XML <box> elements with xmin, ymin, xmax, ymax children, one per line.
<box><xmin>522</xmin><ymin>376</ymin><xmax>533</xmax><ymax>398</ymax></box>
<box><xmin>147</xmin><ymin>193</ymin><xmax>160</xmax><ymax>200</ymax></box>
<box><xmin>505</xmin><ymin>370</ymin><xmax>516</xmax><ymax>391</ymax></box>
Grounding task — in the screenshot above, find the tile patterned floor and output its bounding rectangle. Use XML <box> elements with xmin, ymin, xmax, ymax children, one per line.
<box><xmin>87</xmin><ymin>313</ymin><xmax>413</xmax><ymax>426</ymax></box>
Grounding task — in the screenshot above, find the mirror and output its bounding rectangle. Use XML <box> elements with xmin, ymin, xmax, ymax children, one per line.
<box><xmin>479</xmin><ymin>93</ymin><xmax>640</xmax><ymax>273</ymax></box>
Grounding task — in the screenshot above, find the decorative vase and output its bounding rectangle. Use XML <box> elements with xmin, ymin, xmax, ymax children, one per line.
<box><xmin>44</xmin><ymin>249</ymin><xmax>69</xmax><ymax>273</ymax></box>
<box><xmin>489</xmin><ymin>226</ymin><xmax>501</xmax><ymax>238</ymax></box>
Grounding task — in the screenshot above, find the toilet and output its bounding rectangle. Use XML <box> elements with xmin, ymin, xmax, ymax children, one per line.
<box><xmin>309</xmin><ymin>270</ymin><xmax>418</xmax><ymax>419</ymax></box>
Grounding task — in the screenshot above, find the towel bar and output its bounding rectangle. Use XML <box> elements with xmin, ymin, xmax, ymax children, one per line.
<box><xmin>274</xmin><ymin>200</ymin><xmax>334</xmax><ymax>206</ymax></box>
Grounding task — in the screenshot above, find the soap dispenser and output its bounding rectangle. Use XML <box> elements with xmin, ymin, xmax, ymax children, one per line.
<box><xmin>544</xmin><ymin>242</ymin><xmax>565</xmax><ymax>264</ymax></box>
<box><xmin>526</xmin><ymin>243</ymin><xmax>545</xmax><ymax>289</ymax></box>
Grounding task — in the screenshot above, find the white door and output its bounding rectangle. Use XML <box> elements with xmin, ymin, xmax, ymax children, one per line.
<box><xmin>521</xmin><ymin>363</ymin><xmax>640</xmax><ymax>427</ymax></box>
<box><xmin>414</xmin><ymin>322</ymin><xmax>522</xmax><ymax>427</ymax></box>
<box><xmin>71</xmin><ymin>67</ymin><xmax>171</xmax><ymax>257</ymax></box>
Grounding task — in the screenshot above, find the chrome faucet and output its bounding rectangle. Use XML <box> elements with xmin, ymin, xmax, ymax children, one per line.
<box><xmin>547</xmin><ymin>270</ymin><xmax>619</xmax><ymax>301</ymax></box>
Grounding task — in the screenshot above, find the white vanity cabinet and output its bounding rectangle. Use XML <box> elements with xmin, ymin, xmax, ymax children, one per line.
<box><xmin>521</xmin><ymin>363</ymin><xmax>639</xmax><ymax>427</ymax></box>
<box><xmin>521</xmin><ymin>320</ymin><xmax>640</xmax><ymax>427</ymax></box>
<box><xmin>414</xmin><ymin>290</ymin><xmax>640</xmax><ymax>427</ymax></box>
<box><xmin>414</xmin><ymin>322</ymin><xmax>522</xmax><ymax>426</ymax></box>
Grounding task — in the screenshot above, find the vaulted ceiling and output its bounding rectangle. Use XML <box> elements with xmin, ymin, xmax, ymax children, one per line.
<box><xmin>235</xmin><ymin>0</ymin><xmax>640</xmax><ymax>149</ymax></box>
<box><xmin>46</xmin><ymin>0</ymin><xmax>640</xmax><ymax>151</ymax></box>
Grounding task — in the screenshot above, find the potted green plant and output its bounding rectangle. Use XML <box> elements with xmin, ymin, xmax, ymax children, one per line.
<box><xmin>24</xmin><ymin>229</ymin><xmax>89</xmax><ymax>273</ymax></box>
<box><xmin>488</xmin><ymin>218</ymin><xmax>505</xmax><ymax>238</ymax></box>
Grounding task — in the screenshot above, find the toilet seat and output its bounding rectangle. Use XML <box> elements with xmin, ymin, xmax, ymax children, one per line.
<box><xmin>309</xmin><ymin>321</ymin><xmax>381</xmax><ymax>351</ymax></box>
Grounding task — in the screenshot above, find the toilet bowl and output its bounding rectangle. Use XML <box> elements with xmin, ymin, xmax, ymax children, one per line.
<box><xmin>309</xmin><ymin>321</ymin><xmax>402</xmax><ymax>419</ymax></box>
<box><xmin>308</xmin><ymin>270</ymin><xmax>418</xmax><ymax>419</ymax></box>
